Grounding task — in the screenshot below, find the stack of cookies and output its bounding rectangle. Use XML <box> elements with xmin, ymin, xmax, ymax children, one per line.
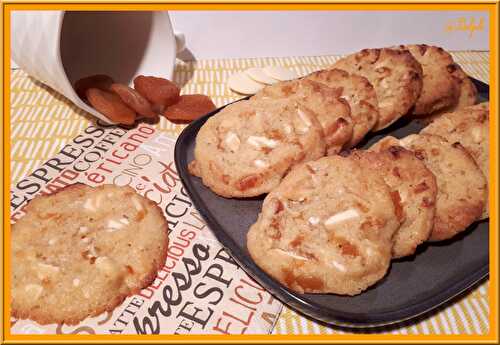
<box><xmin>190</xmin><ymin>44</ymin><xmax>489</xmax><ymax>296</ymax></box>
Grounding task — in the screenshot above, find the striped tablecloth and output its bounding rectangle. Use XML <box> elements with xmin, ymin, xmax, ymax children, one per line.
<box><xmin>10</xmin><ymin>51</ymin><xmax>490</xmax><ymax>335</ymax></box>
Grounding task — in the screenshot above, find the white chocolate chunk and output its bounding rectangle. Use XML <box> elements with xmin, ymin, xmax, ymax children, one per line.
<box><xmin>245</xmin><ymin>67</ymin><xmax>279</xmax><ymax>85</ymax></box>
<box><xmin>365</xmin><ymin>245</ymin><xmax>381</xmax><ymax>259</ymax></box>
<box><xmin>263</xmin><ymin>66</ymin><xmax>298</xmax><ymax>81</ymax></box>
<box><xmin>297</xmin><ymin>108</ymin><xmax>312</xmax><ymax>127</ymax></box>
<box><xmin>398</xmin><ymin>189</ymin><xmax>408</xmax><ymax>203</ymax></box>
<box><xmin>36</xmin><ymin>263</ymin><xmax>60</xmax><ymax>280</ymax></box>
<box><xmin>331</xmin><ymin>261</ymin><xmax>347</xmax><ymax>272</ymax></box>
<box><xmin>83</xmin><ymin>194</ymin><xmax>103</xmax><ymax>212</ymax></box>
<box><xmin>87</xmin><ymin>244</ymin><xmax>98</xmax><ymax>258</ymax></box>
<box><xmin>78</xmin><ymin>226</ymin><xmax>89</xmax><ymax>235</ymax></box>
<box><xmin>73</xmin><ymin>278</ymin><xmax>81</xmax><ymax>287</ymax></box>
<box><xmin>324</xmin><ymin>209</ymin><xmax>359</xmax><ymax>228</ymax></box>
<box><xmin>471</xmin><ymin>126</ymin><xmax>483</xmax><ymax>143</ymax></box>
<box><xmin>223</xmin><ymin>132</ymin><xmax>241</xmax><ymax>152</ymax></box>
<box><xmin>83</xmin><ymin>198</ymin><xmax>94</xmax><ymax>212</ymax></box>
<box><xmin>378</xmin><ymin>100</ymin><xmax>393</xmax><ymax>109</ymax></box>
<box><xmin>247</xmin><ymin>136</ymin><xmax>278</xmax><ymax>149</ymax></box>
<box><xmin>341</xmin><ymin>94</ymin><xmax>351</xmax><ymax>102</ymax></box>
<box><xmin>119</xmin><ymin>217</ymin><xmax>130</xmax><ymax>225</ymax></box>
<box><xmin>25</xmin><ymin>284</ymin><xmax>43</xmax><ymax>300</ymax></box>
<box><xmin>95</xmin><ymin>256</ymin><xmax>116</xmax><ymax>275</ymax></box>
<box><xmin>379</xmin><ymin>78</ymin><xmax>390</xmax><ymax>89</ymax></box>
<box><xmin>107</xmin><ymin>219</ymin><xmax>125</xmax><ymax>230</ymax></box>
<box><xmin>274</xmin><ymin>248</ymin><xmax>309</xmax><ymax>261</ymax></box>
<box><xmin>308</xmin><ymin>216</ymin><xmax>320</xmax><ymax>225</ymax></box>
<box><xmin>253</xmin><ymin>159</ymin><xmax>269</xmax><ymax>168</ymax></box>
<box><xmin>38</xmin><ymin>262</ymin><xmax>60</xmax><ymax>272</ymax></box>
<box><xmin>132</xmin><ymin>197</ymin><xmax>144</xmax><ymax>212</ymax></box>
<box><xmin>293</xmin><ymin>108</ymin><xmax>313</xmax><ymax>134</ymax></box>
<box><xmin>228</xmin><ymin>72</ymin><xmax>264</xmax><ymax>95</ymax></box>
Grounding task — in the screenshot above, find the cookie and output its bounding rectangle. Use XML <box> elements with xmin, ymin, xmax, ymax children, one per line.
<box><xmin>360</xmin><ymin>147</ymin><xmax>437</xmax><ymax>257</ymax></box>
<box><xmin>395</xmin><ymin>45</ymin><xmax>460</xmax><ymax>115</ymax></box>
<box><xmin>421</xmin><ymin>103</ymin><xmax>489</xmax><ymax>218</ymax></box>
<box><xmin>190</xmin><ymin>99</ymin><xmax>326</xmax><ymax>198</ymax></box>
<box><xmin>11</xmin><ymin>184</ymin><xmax>169</xmax><ymax>325</ymax></box>
<box><xmin>448</xmin><ymin>63</ymin><xmax>478</xmax><ymax>110</ymax></box>
<box><xmin>333</xmin><ymin>48</ymin><xmax>423</xmax><ymax>130</ymax></box>
<box><xmin>381</xmin><ymin>134</ymin><xmax>487</xmax><ymax>241</ymax></box>
<box><xmin>306</xmin><ymin>68</ymin><xmax>379</xmax><ymax>147</ymax></box>
<box><xmin>247</xmin><ymin>155</ymin><xmax>400</xmax><ymax>295</ymax></box>
<box><xmin>252</xmin><ymin>78</ymin><xmax>353</xmax><ymax>154</ymax></box>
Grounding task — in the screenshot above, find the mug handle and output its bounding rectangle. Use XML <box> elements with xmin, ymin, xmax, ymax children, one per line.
<box><xmin>174</xmin><ymin>31</ymin><xmax>186</xmax><ymax>53</ymax></box>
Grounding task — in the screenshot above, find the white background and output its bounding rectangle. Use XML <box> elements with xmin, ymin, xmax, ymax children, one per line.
<box><xmin>170</xmin><ymin>11</ymin><xmax>489</xmax><ymax>60</ymax></box>
<box><xmin>10</xmin><ymin>10</ymin><xmax>490</xmax><ymax>69</ymax></box>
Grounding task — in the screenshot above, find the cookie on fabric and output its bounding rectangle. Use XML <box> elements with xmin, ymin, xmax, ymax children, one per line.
<box><xmin>361</xmin><ymin>147</ymin><xmax>437</xmax><ymax>258</ymax></box>
<box><xmin>247</xmin><ymin>155</ymin><xmax>400</xmax><ymax>295</ymax></box>
<box><xmin>252</xmin><ymin>78</ymin><xmax>353</xmax><ymax>154</ymax></box>
<box><xmin>333</xmin><ymin>48</ymin><xmax>423</xmax><ymax>130</ymax></box>
<box><xmin>189</xmin><ymin>99</ymin><xmax>326</xmax><ymax>198</ymax></box>
<box><xmin>421</xmin><ymin>103</ymin><xmax>489</xmax><ymax>218</ymax></box>
<box><xmin>306</xmin><ymin>68</ymin><xmax>379</xmax><ymax>147</ymax></box>
<box><xmin>380</xmin><ymin>134</ymin><xmax>487</xmax><ymax>241</ymax></box>
<box><xmin>11</xmin><ymin>184</ymin><xmax>169</xmax><ymax>325</ymax></box>
<box><xmin>395</xmin><ymin>44</ymin><xmax>461</xmax><ymax>115</ymax></box>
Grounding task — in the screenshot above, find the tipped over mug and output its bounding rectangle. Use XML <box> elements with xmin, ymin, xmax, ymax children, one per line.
<box><xmin>11</xmin><ymin>10</ymin><xmax>185</xmax><ymax>123</ymax></box>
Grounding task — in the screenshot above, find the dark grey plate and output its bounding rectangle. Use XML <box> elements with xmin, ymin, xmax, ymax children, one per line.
<box><xmin>174</xmin><ymin>78</ymin><xmax>489</xmax><ymax>328</ymax></box>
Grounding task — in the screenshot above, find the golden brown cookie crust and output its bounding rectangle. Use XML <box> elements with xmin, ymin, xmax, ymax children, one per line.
<box><xmin>247</xmin><ymin>155</ymin><xmax>400</xmax><ymax>295</ymax></box>
<box><xmin>361</xmin><ymin>146</ymin><xmax>437</xmax><ymax>258</ymax></box>
<box><xmin>449</xmin><ymin>63</ymin><xmax>478</xmax><ymax>110</ymax></box>
<box><xmin>306</xmin><ymin>68</ymin><xmax>379</xmax><ymax>147</ymax></box>
<box><xmin>333</xmin><ymin>48</ymin><xmax>423</xmax><ymax>130</ymax></box>
<box><xmin>252</xmin><ymin>78</ymin><xmax>353</xmax><ymax>154</ymax></box>
<box><xmin>398</xmin><ymin>134</ymin><xmax>487</xmax><ymax>241</ymax></box>
<box><xmin>421</xmin><ymin>103</ymin><xmax>489</xmax><ymax>218</ymax></box>
<box><xmin>192</xmin><ymin>99</ymin><xmax>326</xmax><ymax>198</ymax></box>
<box><xmin>11</xmin><ymin>184</ymin><xmax>169</xmax><ymax>325</ymax></box>
<box><xmin>396</xmin><ymin>44</ymin><xmax>461</xmax><ymax>115</ymax></box>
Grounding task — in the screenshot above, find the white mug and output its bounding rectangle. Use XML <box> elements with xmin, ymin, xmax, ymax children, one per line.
<box><xmin>11</xmin><ymin>11</ymin><xmax>185</xmax><ymax>123</ymax></box>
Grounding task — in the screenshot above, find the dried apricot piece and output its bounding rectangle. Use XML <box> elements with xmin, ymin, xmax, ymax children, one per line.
<box><xmin>110</xmin><ymin>83</ymin><xmax>156</xmax><ymax>118</ymax></box>
<box><xmin>86</xmin><ymin>88</ymin><xmax>136</xmax><ymax>125</ymax></box>
<box><xmin>74</xmin><ymin>74</ymin><xmax>114</xmax><ymax>100</ymax></box>
<box><xmin>133</xmin><ymin>75</ymin><xmax>180</xmax><ymax>111</ymax></box>
<box><xmin>163</xmin><ymin>94</ymin><xmax>216</xmax><ymax>123</ymax></box>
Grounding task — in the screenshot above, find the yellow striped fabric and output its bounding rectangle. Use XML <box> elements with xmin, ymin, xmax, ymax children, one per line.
<box><xmin>10</xmin><ymin>51</ymin><xmax>490</xmax><ymax>335</ymax></box>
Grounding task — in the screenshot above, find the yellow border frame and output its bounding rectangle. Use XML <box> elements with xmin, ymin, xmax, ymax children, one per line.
<box><xmin>1</xmin><ymin>2</ymin><xmax>498</xmax><ymax>344</ymax></box>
